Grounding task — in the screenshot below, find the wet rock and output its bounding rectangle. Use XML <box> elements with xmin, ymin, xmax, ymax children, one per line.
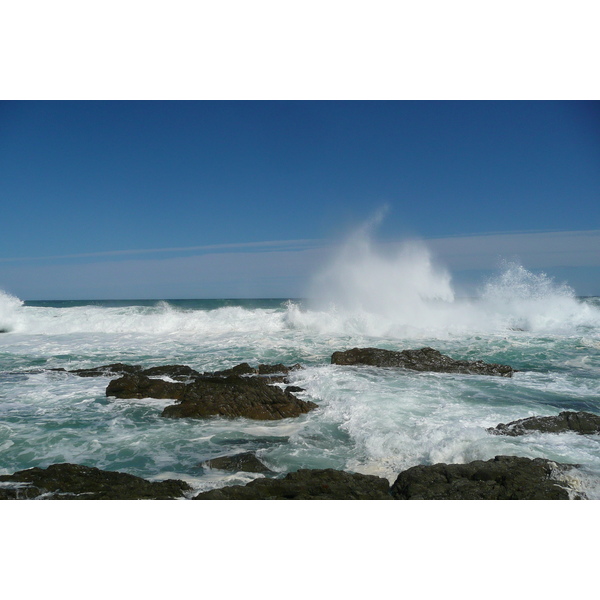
<box><xmin>207</xmin><ymin>362</ymin><xmax>258</xmax><ymax>377</ymax></box>
<box><xmin>205</xmin><ymin>362</ymin><xmax>302</xmax><ymax>379</ymax></box>
<box><xmin>194</xmin><ymin>468</ymin><xmax>392</xmax><ymax>499</ymax></box>
<box><xmin>488</xmin><ymin>411</ymin><xmax>600</xmax><ymax>436</ymax></box>
<box><xmin>285</xmin><ymin>385</ymin><xmax>305</xmax><ymax>393</ymax></box>
<box><xmin>203</xmin><ymin>452</ymin><xmax>274</xmax><ymax>473</ymax></box>
<box><xmin>390</xmin><ymin>455</ymin><xmax>579</xmax><ymax>500</ymax></box>
<box><xmin>70</xmin><ymin>363</ymin><xmax>143</xmax><ymax>377</ymax></box>
<box><xmin>106</xmin><ymin>373</ymin><xmax>186</xmax><ymax>400</ymax></box>
<box><xmin>141</xmin><ymin>364</ymin><xmax>201</xmax><ymax>381</ymax></box>
<box><xmin>0</xmin><ymin>463</ymin><xmax>191</xmax><ymax>500</ymax></box>
<box><xmin>162</xmin><ymin>375</ymin><xmax>317</xmax><ymax>420</ymax></box>
<box><xmin>331</xmin><ymin>347</ymin><xmax>515</xmax><ymax>377</ymax></box>
<box><xmin>258</xmin><ymin>363</ymin><xmax>302</xmax><ymax>375</ymax></box>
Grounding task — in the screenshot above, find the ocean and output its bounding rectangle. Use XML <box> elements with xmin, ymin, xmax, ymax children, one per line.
<box><xmin>2</xmin><ymin>254</ymin><xmax>600</xmax><ymax>499</ymax></box>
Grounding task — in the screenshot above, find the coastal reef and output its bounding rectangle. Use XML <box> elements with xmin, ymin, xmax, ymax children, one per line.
<box><xmin>331</xmin><ymin>347</ymin><xmax>515</xmax><ymax>377</ymax></box>
<box><xmin>488</xmin><ymin>411</ymin><xmax>600</xmax><ymax>436</ymax></box>
<box><xmin>0</xmin><ymin>463</ymin><xmax>191</xmax><ymax>500</ymax></box>
<box><xmin>0</xmin><ymin>456</ymin><xmax>581</xmax><ymax>500</ymax></box>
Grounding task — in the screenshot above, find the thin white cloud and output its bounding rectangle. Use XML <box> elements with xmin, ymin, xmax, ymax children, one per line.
<box><xmin>0</xmin><ymin>238</ymin><xmax>323</xmax><ymax>263</ymax></box>
<box><xmin>425</xmin><ymin>229</ymin><xmax>600</xmax><ymax>269</ymax></box>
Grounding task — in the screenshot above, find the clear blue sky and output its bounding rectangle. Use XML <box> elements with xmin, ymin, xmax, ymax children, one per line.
<box><xmin>1</xmin><ymin>101</ymin><xmax>599</xmax><ymax>299</ymax></box>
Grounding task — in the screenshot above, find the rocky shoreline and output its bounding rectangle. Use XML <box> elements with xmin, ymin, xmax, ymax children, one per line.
<box><xmin>3</xmin><ymin>346</ymin><xmax>599</xmax><ymax>500</ymax></box>
<box><xmin>0</xmin><ymin>455</ymin><xmax>584</xmax><ymax>500</ymax></box>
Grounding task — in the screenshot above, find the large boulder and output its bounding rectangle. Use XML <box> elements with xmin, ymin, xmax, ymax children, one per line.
<box><xmin>106</xmin><ymin>374</ymin><xmax>186</xmax><ymax>400</ymax></box>
<box><xmin>331</xmin><ymin>347</ymin><xmax>515</xmax><ymax>377</ymax></box>
<box><xmin>390</xmin><ymin>455</ymin><xmax>578</xmax><ymax>499</ymax></box>
<box><xmin>162</xmin><ymin>375</ymin><xmax>317</xmax><ymax>420</ymax></box>
<box><xmin>0</xmin><ymin>463</ymin><xmax>191</xmax><ymax>500</ymax></box>
<box><xmin>203</xmin><ymin>452</ymin><xmax>274</xmax><ymax>473</ymax></box>
<box><xmin>194</xmin><ymin>468</ymin><xmax>392</xmax><ymax>499</ymax></box>
<box><xmin>488</xmin><ymin>411</ymin><xmax>600</xmax><ymax>436</ymax></box>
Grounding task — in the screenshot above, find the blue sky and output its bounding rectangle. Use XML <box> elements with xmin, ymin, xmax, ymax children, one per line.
<box><xmin>1</xmin><ymin>100</ymin><xmax>599</xmax><ymax>299</ymax></box>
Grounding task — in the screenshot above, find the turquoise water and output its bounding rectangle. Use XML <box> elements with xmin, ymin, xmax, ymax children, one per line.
<box><xmin>1</xmin><ymin>282</ymin><xmax>600</xmax><ymax>497</ymax></box>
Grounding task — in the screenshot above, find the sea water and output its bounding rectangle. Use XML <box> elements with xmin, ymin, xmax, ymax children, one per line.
<box><xmin>1</xmin><ymin>242</ymin><xmax>600</xmax><ymax>498</ymax></box>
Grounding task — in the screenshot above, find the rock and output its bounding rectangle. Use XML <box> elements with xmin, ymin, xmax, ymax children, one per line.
<box><xmin>162</xmin><ymin>375</ymin><xmax>317</xmax><ymax>420</ymax></box>
<box><xmin>488</xmin><ymin>411</ymin><xmax>600</xmax><ymax>436</ymax></box>
<box><xmin>331</xmin><ymin>347</ymin><xmax>515</xmax><ymax>377</ymax></box>
<box><xmin>207</xmin><ymin>362</ymin><xmax>258</xmax><ymax>377</ymax></box>
<box><xmin>0</xmin><ymin>463</ymin><xmax>191</xmax><ymax>500</ymax></box>
<box><xmin>194</xmin><ymin>468</ymin><xmax>392</xmax><ymax>499</ymax></box>
<box><xmin>285</xmin><ymin>385</ymin><xmax>305</xmax><ymax>393</ymax></box>
<box><xmin>70</xmin><ymin>363</ymin><xmax>143</xmax><ymax>377</ymax></box>
<box><xmin>106</xmin><ymin>374</ymin><xmax>186</xmax><ymax>400</ymax></box>
<box><xmin>203</xmin><ymin>452</ymin><xmax>273</xmax><ymax>473</ymax></box>
<box><xmin>141</xmin><ymin>364</ymin><xmax>201</xmax><ymax>381</ymax></box>
<box><xmin>390</xmin><ymin>455</ymin><xmax>579</xmax><ymax>500</ymax></box>
<box><xmin>205</xmin><ymin>362</ymin><xmax>302</xmax><ymax>378</ymax></box>
<box><xmin>257</xmin><ymin>363</ymin><xmax>301</xmax><ymax>375</ymax></box>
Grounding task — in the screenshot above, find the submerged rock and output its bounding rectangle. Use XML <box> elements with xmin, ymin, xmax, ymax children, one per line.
<box><xmin>141</xmin><ymin>364</ymin><xmax>201</xmax><ymax>381</ymax></box>
<box><xmin>390</xmin><ymin>455</ymin><xmax>579</xmax><ymax>500</ymax></box>
<box><xmin>203</xmin><ymin>452</ymin><xmax>274</xmax><ymax>473</ymax></box>
<box><xmin>194</xmin><ymin>468</ymin><xmax>392</xmax><ymax>499</ymax></box>
<box><xmin>331</xmin><ymin>347</ymin><xmax>515</xmax><ymax>377</ymax></box>
<box><xmin>488</xmin><ymin>411</ymin><xmax>600</xmax><ymax>436</ymax></box>
<box><xmin>0</xmin><ymin>463</ymin><xmax>191</xmax><ymax>500</ymax></box>
<box><xmin>106</xmin><ymin>374</ymin><xmax>186</xmax><ymax>400</ymax></box>
<box><xmin>162</xmin><ymin>375</ymin><xmax>317</xmax><ymax>420</ymax></box>
<box><xmin>205</xmin><ymin>362</ymin><xmax>302</xmax><ymax>381</ymax></box>
<box><xmin>70</xmin><ymin>363</ymin><xmax>143</xmax><ymax>377</ymax></box>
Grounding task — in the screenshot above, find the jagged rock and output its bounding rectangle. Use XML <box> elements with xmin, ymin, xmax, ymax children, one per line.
<box><xmin>162</xmin><ymin>375</ymin><xmax>317</xmax><ymax>420</ymax></box>
<box><xmin>0</xmin><ymin>463</ymin><xmax>191</xmax><ymax>500</ymax></box>
<box><xmin>194</xmin><ymin>468</ymin><xmax>392</xmax><ymax>499</ymax></box>
<box><xmin>70</xmin><ymin>363</ymin><xmax>143</xmax><ymax>377</ymax></box>
<box><xmin>203</xmin><ymin>452</ymin><xmax>273</xmax><ymax>473</ymax></box>
<box><xmin>285</xmin><ymin>385</ymin><xmax>305</xmax><ymax>393</ymax></box>
<box><xmin>205</xmin><ymin>362</ymin><xmax>302</xmax><ymax>379</ymax></box>
<box><xmin>258</xmin><ymin>363</ymin><xmax>301</xmax><ymax>375</ymax></box>
<box><xmin>141</xmin><ymin>364</ymin><xmax>201</xmax><ymax>381</ymax></box>
<box><xmin>207</xmin><ymin>362</ymin><xmax>258</xmax><ymax>377</ymax></box>
<box><xmin>106</xmin><ymin>374</ymin><xmax>186</xmax><ymax>400</ymax></box>
<box><xmin>488</xmin><ymin>411</ymin><xmax>600</xmax><ymax>436</ymax></box>
<box><xmin>390</xmin><ymin>455</ymin><xmax>579</xmax><ymax>500</ymax></box>
<box><xmin>331</xmin><ymin>347</ymin><xmax>515</xmax><ymax>377</ymax></box>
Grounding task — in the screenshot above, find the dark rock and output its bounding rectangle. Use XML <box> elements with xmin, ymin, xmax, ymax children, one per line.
<box><xmin>206</xmin><ymin>363</ymin><xmax>257</xmax><ymax>377</ymax></box>
<box><xmin>70</xmin><ymin>363</ymin><xmax>143</xmax><ymax>377</ymax></box>
<box><xmin>142</xmin><ymin>364</ymin><xmax>201</xmax><ymax>381</ymax></box>
<box><xmin>203</xmin><ymin>452</ymin><xmax>273</xmax><ymax>473</ymax></box>
<box><xmin>0</xmin><ymin>328</ymin><xmax>8</xmax><ymax>334</ymax></box>
<box><xmin>0</xmin><ymin>463</ymin><xmax>191</xmax><ymax>500</ymax></box>
<box><xmin>205</xmin><ymin>362</ymin><xmax>302</xmax><ymax>378</ymax></box>
<box><xmin>488</xmin><ymin>411</ymin><xmax>600</xmax><ymax>436</ymax></box>
<box><xmin>106</xmin><ymin>374</ymin><xmax>186</xmax><ymax>400</ymax></box>
<box><xmin>390</xmin><ymin>455</ymin><xmax>579</xmax><ymax>500</ymax></box>
<box><xmin>285</xmin><ymin>386</ymin><xmax>305</xmax><ymax>393</ymax></box>
<box><xmin>194</xmin><ymin>468</ymin><xmax>392</xmax><ymax>499</ymax></box>
<box><xmin>162</xmin><ymin>375</ymin><xmax>317</xmax><ymax>420</ymax></box>
<box><xmin>331</xmin><ymin>347</ymin><xmax>515</xmax><ymax>377</ymax></box>
<box><xmin>257</xmin><ymin>363</ymin><xmax>301</xmax><ymax>375</ymax></box>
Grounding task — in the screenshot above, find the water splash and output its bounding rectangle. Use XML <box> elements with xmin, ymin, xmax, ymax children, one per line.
<box><xmin>0</xmin><ymin>290</ymin><xmax>23</xmax><ymax>333</ymax></box>
<box><xmin>296</xmin><ymin>221</ymin><xmax>600</xmax><ymax>338</ymax></box>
